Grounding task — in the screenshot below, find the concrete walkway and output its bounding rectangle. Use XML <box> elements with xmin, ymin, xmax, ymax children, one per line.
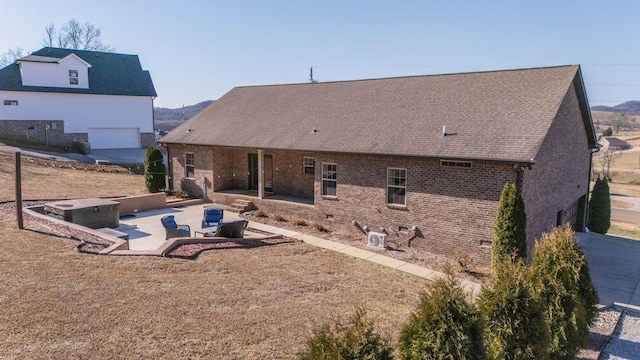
<box><xmin>118</xmin><ymin>203</ymin><xmax>482</xmax><ymax>294</ymax></box>
<box><xmin>578</xmin><ymin>232</ymin><xmax>640</xmax><ymax>308</ymax></box>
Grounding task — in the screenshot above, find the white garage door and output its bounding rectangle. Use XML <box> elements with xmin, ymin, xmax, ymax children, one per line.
<box><xmin>88</xmin><ymin>128</ymin><xmax>140</xmax><ymax>149</ymax></box>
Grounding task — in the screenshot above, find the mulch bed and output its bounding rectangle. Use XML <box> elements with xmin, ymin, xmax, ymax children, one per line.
<box><xmin>165</xmin><ymin>235</ymin><xmax>298</xmax><ymax>259</ymax></box>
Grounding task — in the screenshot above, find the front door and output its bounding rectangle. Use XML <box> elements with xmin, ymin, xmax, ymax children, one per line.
<box><xmin>248</xmin><ymin>154</ymin><xmax>273</xmax><ymax>193</ymax></box>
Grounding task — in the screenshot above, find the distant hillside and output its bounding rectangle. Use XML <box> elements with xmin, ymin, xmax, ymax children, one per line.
<box><xmin>591</xmin><ymin>101</ymin><xmax>640</xmax><ymax>115</ymax></box>
<box><xmin>154</xmin><ymin>100</ymin><xmax>213</xmax><ymax>131</ymax></box>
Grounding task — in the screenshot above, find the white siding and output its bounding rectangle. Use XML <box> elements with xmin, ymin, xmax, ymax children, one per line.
<box><xmin>19</xmin><ymin>55</ymin><xmax>90</xmax><ymax>89</ymax></box>
<box><xmin>0</xmin><ymin>91</ymin><xmax>153</xmax><ymax>133</ymax></box>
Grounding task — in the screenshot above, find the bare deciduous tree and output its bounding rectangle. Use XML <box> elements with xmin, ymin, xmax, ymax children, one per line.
<box><xmin>0</xmin><ymin>47</ymin><xmax>26</xmax><ymax>67</ymax></box>
<box><xmin>42</xmin><ymin>18</ymin><xmax>114</xmax><ymax>52</ymax></box>
<box><xmin>611</xmin><ymin>113</ymin><xmax>636</xmax><ymax>133</ymax></box>
<box><xmin>1</xmin><ymin>19</ymin><xmax>113</xmax><ymax>68</ymax></box>
<box><xmin>595</xmin><ymin>148</ymin><xmax>620</xmax><ymax>181</ymax></box>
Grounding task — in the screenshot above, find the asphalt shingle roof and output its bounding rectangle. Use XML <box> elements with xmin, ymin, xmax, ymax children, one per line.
<box><xmin>160</xmin><ymin>65</ymin><xmax>595</xmax><ymax>162</ymax></box>
<box><xmin>0</xmin><ymin>47</ymin><xmax>156</xmax><ymax>97</ymax></box>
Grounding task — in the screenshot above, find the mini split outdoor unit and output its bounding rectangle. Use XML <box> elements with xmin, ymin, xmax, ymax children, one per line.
<box><xmin>367</xmin><ymin>231</ymin><xmax>387</xmax><ymax>250</ymax></box>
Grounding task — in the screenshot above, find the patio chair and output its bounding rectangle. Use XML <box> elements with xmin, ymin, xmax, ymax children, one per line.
<box><xmin>202</xmin><ymin>207</ymin><xmax>224</xmax><ymax>228</ymax></box>
<box><xmin>230</xmin><ymin>219</ymin><xmax>248</xmax><ymax>238</ymax></box>
<box><xmin>210</xmin><ymin>219</ymin><xmax>248</xmax><ymax>238</ymax></box>
<box><xmin>161</xmin><ymin>215</ymin><xmax>191</xmax><ymax>239</ymax></box>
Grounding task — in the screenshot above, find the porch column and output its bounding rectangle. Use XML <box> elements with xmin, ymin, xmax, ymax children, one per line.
<box><xmin>258</xmin><ymin>149</ymin><xmax>265</xmax><ymax>199</ymax></box>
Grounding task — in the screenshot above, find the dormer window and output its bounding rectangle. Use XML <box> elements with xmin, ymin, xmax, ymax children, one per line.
<box><xmin>69</xmin><ymin>70</ymin><xmax>79</xmax><ymax>85</ymax></box>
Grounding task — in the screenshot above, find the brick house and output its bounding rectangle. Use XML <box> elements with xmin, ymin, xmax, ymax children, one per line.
<box><xmin>0</xmin><ymin>47</ymin><xmax>157</xmax><ymax>151</ymax></box>
<box><xmin>160</xmin><ymin>65</ymin><xmax>597</xmax><ymax>266</ymax></box>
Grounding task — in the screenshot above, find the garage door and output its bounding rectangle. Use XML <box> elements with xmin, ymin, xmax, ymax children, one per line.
<box><xmin>88</xmin><ymin>128</ymin><xmax>140</xmax><ymax>149</ymax></box>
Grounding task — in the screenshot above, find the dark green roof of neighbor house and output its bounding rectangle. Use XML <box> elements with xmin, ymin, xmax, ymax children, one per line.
<box><xmin>160</xmin><ymin>65</ymin><xmax>596</xmax><ymax>162</ymax></box>
<box><xmin>0</xmin><ymin>47</ymin><xmax>157</xmax><ymax>97</ymax></box>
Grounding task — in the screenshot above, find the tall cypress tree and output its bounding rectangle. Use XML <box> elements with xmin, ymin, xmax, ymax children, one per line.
<box><xmin>529</xmin><ymin>226</ymin><xmax>598</xmax><ymax>359</ymax></box>
<box><xmin>144</xmin><ymin>146</ymin><xmax>166</xmax><ymax>193</ymax></box>
<box><xmin>492</xmin><ymin>183</ymin><xmax>527</xmax><ymax>269</ymax></box>
<box><xmin>588</xmin><ymin>176</ymin><xmax>611</xmax><ymax>234</ymax></box>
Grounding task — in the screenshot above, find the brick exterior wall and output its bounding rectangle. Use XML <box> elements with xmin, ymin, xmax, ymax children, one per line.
<box><xmin>168</xmin><ymin>144</ymin><xmax>214</xmax><ymax>197</ymax></box>
<box><xmin>522</xmin><ymin>83</ymin><xmax>591</xmax><ymax>259</ymax></box>
<box><xmin>168</xmin><ymin>144</ymin><xmax>519</xmax><ymax>266</ymax></box>
<box><xmin>311</xmin><ymin>154</ymin><xmax>516</xmax><ymax>266</ymax></box>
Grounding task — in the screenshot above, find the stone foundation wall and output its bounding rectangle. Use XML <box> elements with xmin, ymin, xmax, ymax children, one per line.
<box><xmin>0</xmin><ymin>120</ymin><xmax>87</xmax><ymax>150</ymax></box>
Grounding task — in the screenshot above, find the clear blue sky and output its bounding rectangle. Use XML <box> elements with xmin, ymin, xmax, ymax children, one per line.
<box><xmin>1</xmin><ymin>0</ymin><xmax>639</xmax><ymax>108</ymax></box>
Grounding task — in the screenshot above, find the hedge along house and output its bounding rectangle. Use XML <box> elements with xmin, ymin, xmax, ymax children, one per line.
<box><xmin>160</xmin><ymin>65</ymin><xmax>597</xmax><ymax>266</ymax></box>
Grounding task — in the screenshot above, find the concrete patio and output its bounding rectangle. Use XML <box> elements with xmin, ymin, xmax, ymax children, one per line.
<box><xmin>116</xmin><ymin>203</ymin><xmax>294</xmax><ymax>251</ymax></box>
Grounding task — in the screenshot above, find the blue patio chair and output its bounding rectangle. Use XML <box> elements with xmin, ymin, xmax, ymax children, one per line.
<box><xmin>202</xmin><ymin>207</ymin><xmax>224</xmax><ymax>228</ymax></box>
<box><xmin>161</xmin><ymin>215</ymin><xmax>191</xmax><ymax>239</ymax></box>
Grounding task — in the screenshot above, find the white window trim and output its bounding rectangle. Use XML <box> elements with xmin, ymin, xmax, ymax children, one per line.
<box><xmin>321</xmin><ymin>162</ymin><xmax>337</xmax><ymax>197</ymax></box>
<box><xmin>386</xmin><ymin>167</ymin><xmax>407</xmax><ymax>206</ymax></box>
<box><xmin>185</xmin><ymin>153</ymin><xmax>195</xmax><ymax>179</ymax></box>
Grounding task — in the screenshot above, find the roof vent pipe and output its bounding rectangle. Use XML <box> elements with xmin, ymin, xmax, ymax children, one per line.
<box><xmin>443</xmin><ymin>125</ymin><xmax>447</xmax><ymax>137</ymax></box>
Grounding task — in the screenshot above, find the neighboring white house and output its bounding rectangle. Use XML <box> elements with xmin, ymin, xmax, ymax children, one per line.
<box><xmin>0</xmin><ymin>47</ymin><xmax>157</xmax><ymax>151</ymax></box>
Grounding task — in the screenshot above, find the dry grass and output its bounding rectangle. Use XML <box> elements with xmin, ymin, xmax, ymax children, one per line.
<box><xmin>608</xmin><ymin>221</ymin><xmax>640</xmax><ymax>240</ymax></box>
<box><xmin>0</xmin><ymin>152</ymin><xmax>147</xmax><ymax>202</ymax></box>
<box><xmin>0</xmin><ymin>153</ymin><xmax>428</xmax><ymax>358</ymax></box>
<box><xmin>611</xmin><ymin>151</ymin><xmax>640</xmax><ymax>170</ymax></box>
<box><xmin>608</xmin><ymin>182</ymin><xmax>640</xmax><ymax>198</ymax></box>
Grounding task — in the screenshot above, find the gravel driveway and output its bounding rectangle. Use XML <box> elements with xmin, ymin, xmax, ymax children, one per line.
<box><xmin>601</xmin><ymin>309</ymin><xmax>640</xmax><ymax>359</ymax></box>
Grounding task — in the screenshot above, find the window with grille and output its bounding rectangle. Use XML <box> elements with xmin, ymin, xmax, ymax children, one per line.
<box><xmin>69</xmin><ymin>70</ymin><xmax>79</xmax><ymax>85</ymax></box>
<box><xmin>322</xmin><ymin>163</ymin><xmax>337</xmax><ymax>196</ymax></box>
<box><xmin>387</xmin><ymin>168</ymin><xmax>406</xmax><ymax>205</ymax></box>
<box><xmin>185</xmin><ymin>153</ymin><xmax>195</xmax><ymax>178</ymax></box>
<box><xmin>303</xmin><ymin>157</ymin><xmax>315</xmax><ymax>174</ymax></box>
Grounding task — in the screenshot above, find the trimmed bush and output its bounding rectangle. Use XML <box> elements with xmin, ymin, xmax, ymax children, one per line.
<box><xmin>478</xmin><ymin>258</ymin><xmax>549</xmax><ymax>359</ymax></box>
<box><xmin>588</xmin><ymin>176</ymin><xmax>611</xmax><ymax>234</ymax></box>
<box><xmin>492</xmin><ymin>183</ymin><xmax>527</xmax><ymax>269</ymax></box>
<box><xmin>297</xmin><ymin>308</ymin><xmax>393</xmax><ymax>360</ymax></box>
<box><xmin>529</xmin><ymin>226</ymin><xmax>599</xmax><ymax>360</ymax></box>
<box><xmin>398</xmin><ymin>267</ymin><xmax>485</xmax><ymax>360</ymax></box>
<box><xmin>144</xmin><ymin>146</ymin><xmax>166</xmax><ymax>193</ymax></box>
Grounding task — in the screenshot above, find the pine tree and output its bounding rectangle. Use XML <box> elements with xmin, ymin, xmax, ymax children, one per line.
<box><xmin>492</xmin><ymin>183</ymin><xmax>527</xmax><ymax>269</ymax></box>
<box><xmin>588</xmin><ymin>176</ymin><xmax>611</xmax><ymax>234</ymax></box>
<box><xmin>144</xmin><ymin>146</ymin><xmax>166</xmax><ymax>193</ymax></box>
